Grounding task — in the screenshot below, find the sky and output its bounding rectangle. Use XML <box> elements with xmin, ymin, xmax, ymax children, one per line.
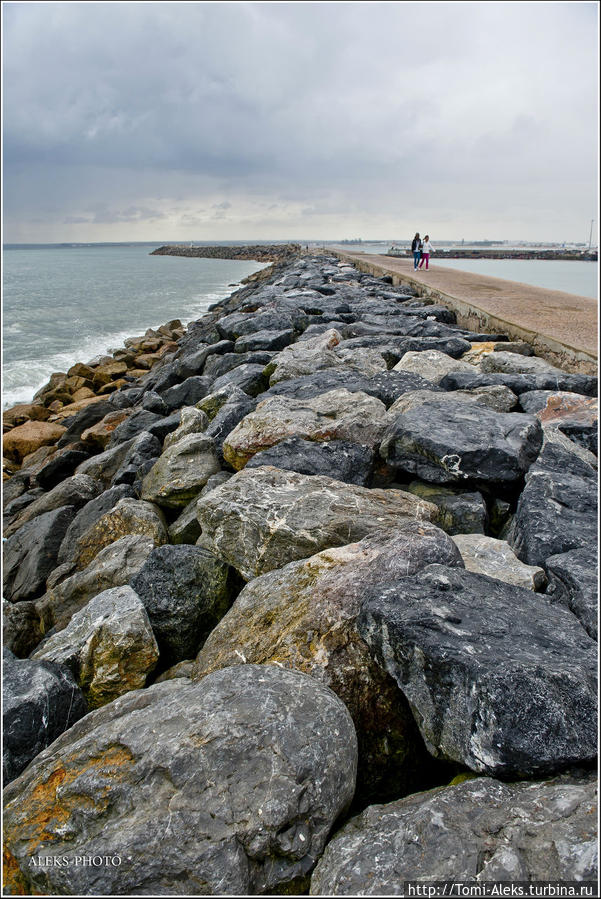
<box><xmin>2</xmin><ymin>1</ymin><xmax>599</xmax><ymax>244</ymax></box>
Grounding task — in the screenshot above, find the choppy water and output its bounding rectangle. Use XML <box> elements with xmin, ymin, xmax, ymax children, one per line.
<box><xmin>2</xmin><ymin>244</ymin><xmax>267</xmax><ymax>409</ymax></box>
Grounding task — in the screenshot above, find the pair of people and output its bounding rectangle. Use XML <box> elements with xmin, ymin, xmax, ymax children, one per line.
<box><xmin>411</xmin><ymin>233</ymin><xmax>434</xmax><ymax>270</ymax></box>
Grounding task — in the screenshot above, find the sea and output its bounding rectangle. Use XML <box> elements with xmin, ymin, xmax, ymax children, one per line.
<box><xmin>2</xmin><ymin>243</ymin><xmax>268</xmax><ymax>410</ymax></box>
<box><xmin>3</xmin><ymin>241</ymin><xmax>598</xmax><ymax>411</ymax></box>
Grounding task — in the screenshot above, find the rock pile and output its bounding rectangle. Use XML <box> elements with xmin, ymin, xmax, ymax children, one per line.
<box><xmin>150</xmin><ymin>243</ymin><xmax>301</xmax><ymax>262</ymax></box>
<box><xmin>2</xmin><ymin>252</ymin><xmax>598</xmax><ymax>894</ymax></box>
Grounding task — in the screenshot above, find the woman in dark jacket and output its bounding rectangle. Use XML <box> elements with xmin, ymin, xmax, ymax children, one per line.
<box><xmin>411</xmin><ymin>233</ymin><xmax>422</xmax><ymax>271</ymax></box>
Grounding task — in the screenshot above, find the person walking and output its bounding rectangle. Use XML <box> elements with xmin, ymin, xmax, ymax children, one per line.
<box><xmin>419</xmin><ymin>235</ymin><xmax>434</xmax><ymax>270</ymax></box>
<box><xmin>411</xmin><ymin>233</ymin><xmax>422</xmax><ymax>271</ymax></box>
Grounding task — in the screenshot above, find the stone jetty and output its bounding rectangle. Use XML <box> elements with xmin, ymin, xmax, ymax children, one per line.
<box><xmin>150</xmin><ymin>243</ymin><xmax>300</xmax><ymax>262</ymax></box>
<box><xmin>2</xmin><ymin>251</ymin><xmax>598</xmax><ymax>894</ymax></box>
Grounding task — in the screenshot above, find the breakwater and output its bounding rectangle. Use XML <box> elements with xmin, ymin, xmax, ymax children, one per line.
<box><xmin>3</xmin><ymin>252</ymin><xmax>598</xmax><ymax>894</ymax></box>
<box><xmin>150</xmin><ymin>243</ymin><xmax>301</xmax><ymax>262</ymax></box>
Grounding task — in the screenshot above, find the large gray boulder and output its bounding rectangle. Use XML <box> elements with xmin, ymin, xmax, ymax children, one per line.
<box><xmin>195</xmin><ymin>523</ymin><xmax>463</xmax><ymax>802</ymax></box>
<box><xmin>265</xmin><ymin>368</ymin><xmax>441</xmax><ymax>407</ymax></box>
<box><xmin>130</xmin><ymin>545</ymin><xmax>237</xmax><ymax>666</ymax></box>
<box><xmin>358</xmin><ymin>564</ymin><xmax>597</xmax><ymax>777</ymax></box>
<box><xmin>36</xmin><ymin>535</ymin><xmax>156</xmax><ymax>633</ymax></box>
<box><xmin>268</xmin><ymin>328</ymin><xmax>386</xmax><ymax>384</ymax></box>
<box><xmin>380</xmin><ymin>397</ymin><xmax>542</xmax><ymax>485</ymax></box>
<box><xmin>393</xmin><ymin>348</ymin><xmax>475</xmax><ymax>384</ymax></box>
<box><xmin>310</xmin><ymin>772</ymin><xmax>598</xmax><ymax>894</ymax></box>
<box><xmin>2</xmin><ymin>598</ymin><xmax>43</xmax><ymax>657</ymax></box>
<box><xmin>245</xmin><ymin>437</ymin><xmax>375</xmax><ymax>486</ymax></box>
<box><xmin>31</xmin><ymin>586</ymin><xmax>159</xmax><ymax>708</ymax></box>
<box><xmin>196</xmin><ymin>466</ymin><xmax>438</xmax><ymax>580</ymax></box>
<box><xmin>140</xmin><ymin>433</ymin><xmax>221</xmax><ymax>509</ymax></box>
<box><xmin>509</xmin><ymin>440</ymin><xmax>598</xmax><ymax>566</ymax></box>
<box><xmin>544</xmin><ymin>545</ymin><xmax>598</xmax><ymax>640</ymax></box>
<box><xmin>223</xmin><ymin>388</ymin><xmax>390</xmax><ymax>470</ymax></box>
<box><xmin>3</xmin><ymin>648</ymin><xmax>87</xmax><ymax>785</ymax></box>
<box><xmin>406</xmin><ymin>481</ymin><xmax>488</xmax><ymax>535</ymax></box>
<box><xmin>3</xmin><ymin>665</ymin><xmax>357</xmax><ymax>896</ymax></box>
<box><xmin>451</xmin><ymin>533</ymin><xmax>546</xmax><ymax>590</ymax></box>
<box><xmin>3</xmin><ymin>505</ymin><xmax>77</xmax><ymax>602</ymax></box>
<box><xmin>440</xmin><ymin>370</ymin><xmax>597</xmax><ymax>397</ymax></box>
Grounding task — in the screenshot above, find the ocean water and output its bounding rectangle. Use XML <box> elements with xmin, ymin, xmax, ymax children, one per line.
<box><xmin>2</xmin><ymin>244</ymin><xmax>267</xmax><ymax>410</ymax></box>
<box><xmin>425</xmin><ymin>257</ymin><xmax>598</xmax><ymax>300</ymax></box>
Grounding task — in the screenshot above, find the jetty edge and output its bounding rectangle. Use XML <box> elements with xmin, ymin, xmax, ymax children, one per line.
<box><xmin>332</xmin><ymin>249</ymin><xmax>598</xmax><ymax>375</ymax></box>
<box><xmin>3</xmin><ymin>249</ymin><xmax>598</xmax><ymax>895</ymax></box>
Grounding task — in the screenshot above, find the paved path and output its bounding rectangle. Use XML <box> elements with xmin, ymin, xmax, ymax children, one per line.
<box><xmin>334</xmin><ymin>252</ymin><xmax>598</xmax><ymax>373</ymax></box>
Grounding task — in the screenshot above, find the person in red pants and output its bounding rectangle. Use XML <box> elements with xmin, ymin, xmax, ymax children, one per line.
<box><xmin>419</xmin><ymin>235</ymin><xmax>434</xmax><ymax>270</ymax></box>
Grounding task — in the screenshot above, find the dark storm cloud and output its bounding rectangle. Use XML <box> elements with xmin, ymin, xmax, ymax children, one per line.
<box><xmin>3</xmin><ymin>2</ymin><xmax>598</xmax><ymax>241</ymax></box>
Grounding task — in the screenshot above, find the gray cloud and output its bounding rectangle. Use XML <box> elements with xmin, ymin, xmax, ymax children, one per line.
<box><xmin>3</xmin><ymin>1</ymin><xmax>598</xmax><ymax>241</ymax></box>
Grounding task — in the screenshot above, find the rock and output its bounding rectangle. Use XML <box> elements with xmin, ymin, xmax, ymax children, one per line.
<box><xmin>509</xmin><ymin>440</ymin><xmax>598</xmax><ymax>566</ymax></box>
<box><xmin>3</xmin><ymin>647</ymin><xmax>87</xmax><ymax>785</ymax></box>
<box><xmin>544</xmin><ymin>546</ymin><xmax>598</xmax><ymax>640</ymax></box>
<box><xmin>358</xmin><ymin>563</ymin><xmax>597</xmax><ymax>776</ymax></box>
<box><xmin>139</xmin><ymin>390</ymin><xmax>168</xmax><ymax>414</ymax></box>
<box><xmin>3</xmin><ymin>420</ymin><xmax>67</xmax><ymax>463</ymax></box>
<box><xmin>310</xmin><ymin>772</ymin><xmax>598</xmax><ymax>894</ymax></box>
<box><xmin>104</xmin><ymin>409</ymin><xmax>165</xmax><ymax>446</ymax></box>
<box><xmin>3</xmin><ymin>665</ymin><xmax>357</xmax><ymax>896</ymax></box>
<box><xmin>3</xmin><ymin>473</ymin><xmax>101</xmax><ymax>538</ymax></box>
<box><xmin>381</xmin><ymin>397</ymin><xmax>542</xmax><ymax>485</ymax></box>
<box><xmin>388</xmin><ymin>384</ymin><xmax>518</xmax><ymax>416</ymax></box>
<box><xmin>3</xmin><ymin>402</ymin><xmax>50</xmax><ymax>429</ymax></box>
<box><xmin>33</xmin><ymin>447</ymin><xmax>91</xmax><ymax>490</ymax></box>
<box><xmin>451</xmin><ymin>533</ymin><xmax>546</xmax><ymax>590</ymax></box>
<box><xmin>163</xmin><ymin>406</ymin><xmax>209</xmax><ymax>449</ymax></box>
<box><xmin>31</xmin><ymin>586</ymin><xmax>159</xmax><ymax>708</ymax></box>
<box><xmin>245</xmin><ymin>437</ymin><xmax>375</xmax><ymax>486</ymax></box>
<box><xmin>265</xmin><ymin>368</ymin><xmax>441</xmax><ymax>407</ymax></box>
<box><xmin>234</xmin><ymin>328</ymin><xmax>295</xmax><ymax>353</ymax></box>
<box><xmin>160</xmin><ymin>375</ymin><xmax>213</xmax><ymax>412</ymax></box>
<box><xmin>393</xmin><ymin>348</ymin><xmax>476</xmax><ymax>385</ymax></box>
<box><xmin>36</xmin><ymin>535</ymin><xmax>156</xmax><ymax>634</ymax></box>
<box><xmin>203</xmin><ymin>350</ymin><xmax>273</xmax><ymax>381</ymax></box>
<box><xmin>140</xmin><ymin>434</ymin><xmax>220</xmax><ymax>509</ymax></box>
<box><xmin>130</xmin><ymin>545</ymin><xmax>237</xmax><ymax>666</ymax></box>
<box><xmin>175</xmin><ymin>339</ymin><xmax>235</xmax><ymax>379</ymax></box>
<box><xmin>210</xmin><ymin>362</ymin><xmax>269</xmax><ymax>397</ymax></box>
<box><xmin>56</xmin><ymin>484</ymin><xmax>136</xmax><ymax>566</ymax></box>
<box><xmin>481</xmin><ymin>350</ymin><xmax>567</xmax><ymax>376</ymax></box>
<box><xmin>2</xmin><ymin>598</ymin><xmax>43</xmax><ymax>657</ymax></box>
<box><xmin>541</xmin><ymin>424</ymin><xmax>598</xmax><ymax>469</ymax></box>
<box><xmin>3</xmin><ymin>506</ymin><xmax>77</xmax><ymax>602</ymax></box>
<box><xmin>56</xmin><ymin>400</ymin><xmax>115</xmax><ymax>447</ymax></box>
<box><xmin>269</xmin><ymin>329</ymin><xmax>386</xmax><ymax>385</ymax></box>
<box><xmin>535</xmin><ymin>392</ymin><xmax>598</xmax><ymax>455</ymax></box>
<box><xmin>223</xmin><ymin>389</ymin><xmax>390</xmax><ymax>470</ymax></box>
<box><xmin>196</xmin><ymin>466</ymin><xmax>438</xmax><ymax>581</ymax></box>
<box><xmin>167</xmin><ymin>496</ymin><xmax>204</xmax><ymax>545</ymax></box>
<box><xmin>195</xmin><ymin>524</ymin><xmax>463</xmax><ymax>802</ymax></box>
<box><xmin>440</xmin><ymin>370</ymin><xmax>597</xmax><ymax>397</ymax></box>
<box><xmin>80</xmin><ymin>409</ymin><xmax>132</xmax><ymax>448</ymax></box>
<box><xmin>76</xmin><ymin>431</ymin><xmax>161</xmax><ymax>487</ymax></box>
<box><xmin>3</xmin><ymin>487</ymin><xmax>45</xmax><ymax>522</ymax></box>
<box><xmin>406</xmin><ymin>481</ymin><xmax>488</xmax><ymax>535</ymax></box>
<box><xmin>66</xmin><ymin>497</ymin><xmax>169</xmax><ymax>571</ymax></box>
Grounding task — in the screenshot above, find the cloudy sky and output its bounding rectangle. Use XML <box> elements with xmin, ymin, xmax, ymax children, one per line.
<box><xmin>3</xmin><ymin>1</ymin><xmax>598</xmax><ymax>243</ymax></box>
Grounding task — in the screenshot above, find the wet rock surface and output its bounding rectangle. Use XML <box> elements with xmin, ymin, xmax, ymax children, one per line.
<box><xmin>2</xmin><ymin>250</ymin><xmax>598</xmax><ymax>892</ymax></box>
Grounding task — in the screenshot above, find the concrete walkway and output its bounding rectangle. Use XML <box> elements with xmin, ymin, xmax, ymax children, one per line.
<box><xmin>334</xmin><ymin>252</ymin><xmax>598</xmax><ymax>374</ymax></box>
